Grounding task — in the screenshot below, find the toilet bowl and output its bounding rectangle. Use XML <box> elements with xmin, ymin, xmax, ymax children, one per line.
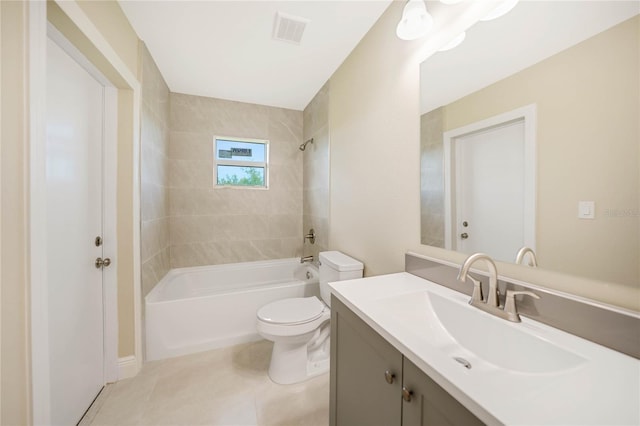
<box><xmin>256</xmin><ymin>251</ymin><xmax>363</xmax><ymax>384</ymax></box>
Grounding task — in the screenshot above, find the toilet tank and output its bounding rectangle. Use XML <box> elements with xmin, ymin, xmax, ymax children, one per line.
<box><xmin>319</xmin><ymin>251</ymin><xmax>364</xmax><ymax>306</ymax></box>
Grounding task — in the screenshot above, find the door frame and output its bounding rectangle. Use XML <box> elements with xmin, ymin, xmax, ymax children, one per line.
<box><xmin>28</xmin><ymin>2</ymin><xmax>142</xmax><ymax>424</ymax></box>
<box><xmin>442</xmin><ymin>104</ymin><xmax>537</xmax><ymax>253</ymax></box>
<box><xmin>32</xmin><ymin>10</ymin><xmax>117</xmax><ymax>423</ymax></box>
<box><xmin>47</xmin><ymin>16</ymin><xmax>120</xmax><ymax>370</ymax></box>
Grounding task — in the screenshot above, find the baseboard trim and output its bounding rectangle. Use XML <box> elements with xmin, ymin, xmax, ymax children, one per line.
<box><xmin>117</xmin><ymin>356</ymin><xmax>139</xmax><ymax>380</ymax></box>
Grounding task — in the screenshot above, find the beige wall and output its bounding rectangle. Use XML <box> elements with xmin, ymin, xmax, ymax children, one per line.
<box><xmin>75</xmin><ymin>0</ymin><xmax>139</xmax><ymax>78</ymax></box>
<box><xmin>168</xmin><ymin>93</ymin><xmax>303</xmax><ymax>267</ymax></box>
<box><xmin>440</xmin><ymin>16</ymin><xmax>639</xmax><ymax>287</ymax></box>
<box><xmin>302</xmin><ymin>82</ymin><xmax>330</xmax><ymax>259</ymax></box>
<box><xmin>328</xmin><ymin>1</ymin><xmax>421</xmax><ymax>276</ymax></box>
<box><xmin>140</xmin><ymin>44</ymin><xmax>170</xmax><ymax>298</ymax></box>
<box><xmin>116</xmin><ymin>89</ymin><xmax>137</xmax><ymax>358</ymax></box>
<box><xmin>1</xmin><ymin>3</ymin><xmax>30</xmax><ymax>423</ymax></box>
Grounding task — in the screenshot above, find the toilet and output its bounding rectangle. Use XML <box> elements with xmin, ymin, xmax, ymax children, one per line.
<box><xmin>256</xmin><ymin>251</ymin><xmax>364</xmax><ymax>384</ymax></box>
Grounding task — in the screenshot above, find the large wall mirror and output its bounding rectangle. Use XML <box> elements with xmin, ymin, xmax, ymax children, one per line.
<box><xmin>420</xmin><ymin>1</ymin><xmax>639</xmax><ymax>288</ymax></box>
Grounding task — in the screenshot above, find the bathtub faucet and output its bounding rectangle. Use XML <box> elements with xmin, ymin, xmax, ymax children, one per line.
<box><xmin>300</xmin><ymin>255</ymin><xmax>314</xmax><ymax>263</ymax></box>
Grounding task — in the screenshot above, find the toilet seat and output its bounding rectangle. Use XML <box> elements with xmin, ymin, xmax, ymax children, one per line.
<box><xmin>257</xmin><ymin>296</ymin><xmax>326</xmax><ymax>325</ymax></box>
<box><xmin>256</xmin><ymin>296</ymin><xmax>330</xmax><ymax>339</ymax></box>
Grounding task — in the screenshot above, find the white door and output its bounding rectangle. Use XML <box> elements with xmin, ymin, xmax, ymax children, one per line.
<box><xmin>455</xmin><ymin>120</ymin><xmax>525</xmax><ymax>262</ymax></box>
<box><xmin>46</xmin><ymin>36</ymin><xmax>105</xmax><ymax>425</ymax></box>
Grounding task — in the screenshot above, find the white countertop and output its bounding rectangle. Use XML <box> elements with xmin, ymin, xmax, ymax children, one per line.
<box><xmin>329</xmin><ymin>272</ymin><xmax>640</xmax><ymax>426</ymax></box>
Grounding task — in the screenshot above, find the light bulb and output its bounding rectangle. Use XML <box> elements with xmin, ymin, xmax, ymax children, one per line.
<box><xmin>396</xmin><ymin>0</ymin><xmax>434</xmax><ymax>41</ymax></box>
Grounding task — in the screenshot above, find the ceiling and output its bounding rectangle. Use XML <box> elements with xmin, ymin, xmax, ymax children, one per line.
<box><xmin>420</xmin><ymin>1</ymin><xmax>640</xmax><ymax>114</ymax></box>
<box><xmin>119</xmin><ymin>0</ymin><xmax>392</xmax><ymax>111</ymax></box>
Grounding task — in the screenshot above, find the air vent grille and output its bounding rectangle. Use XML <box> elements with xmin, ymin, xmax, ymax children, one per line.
<box><xmin>273</xmin><ymin>11</ymin><xmax>309</xmax><ymax>44</ymax></box>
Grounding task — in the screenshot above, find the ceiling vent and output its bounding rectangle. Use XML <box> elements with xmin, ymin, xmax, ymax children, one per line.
<box><xmin>273</xmin><ymin>11</ymin><xmax>310</xmax><ymax>45</ymax></box>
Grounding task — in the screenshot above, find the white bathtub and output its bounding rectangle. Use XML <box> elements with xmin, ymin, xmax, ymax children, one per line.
<box><xmin>145</xmin><ymin>258</ymin><xmax>320</xmax><ymax>361</ymax></box>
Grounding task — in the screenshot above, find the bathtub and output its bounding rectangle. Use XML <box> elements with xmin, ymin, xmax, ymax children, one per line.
<box><xmin>145</xmin><ymin>258</ymin><xmax>320</xmax><ymax>361</ymax></box>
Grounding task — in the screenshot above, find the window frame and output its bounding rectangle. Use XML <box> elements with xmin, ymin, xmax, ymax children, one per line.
<box><xmin>213</xmin><ymin>135</ymin><xmax>270</xmax><ymax>189</ymax></box>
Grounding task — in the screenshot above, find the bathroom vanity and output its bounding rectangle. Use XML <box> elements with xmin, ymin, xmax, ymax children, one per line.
<box><xmin>328</xmin><ymin>271</ymin><xmax>640</xmax><ymax>426</ymax></box>
<box><xmin>330</xmin><ymin>295</ymin><xmax>482</xmax><ymax>426</ymax></box>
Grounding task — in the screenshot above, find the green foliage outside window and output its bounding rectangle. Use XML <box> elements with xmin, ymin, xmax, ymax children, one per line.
<box><xmin>217</xmin><ymin>167</ymin><xmax>264</xmax><ymax>186</ymax></box>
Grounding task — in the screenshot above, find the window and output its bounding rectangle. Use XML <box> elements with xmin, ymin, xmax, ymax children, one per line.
<box><xmin>214</xmin><ymin>137</ymin><xmax>269</xmax><ymax>188</ymax></box>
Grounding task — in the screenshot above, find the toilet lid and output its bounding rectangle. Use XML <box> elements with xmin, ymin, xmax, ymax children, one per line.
<box><xmin>257</xmin><ymin>297</ymin><xmax>326</xmax><ymax>325</ymax></box>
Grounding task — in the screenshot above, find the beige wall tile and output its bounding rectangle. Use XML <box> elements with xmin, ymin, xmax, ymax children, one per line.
<box><xmin>267</xmin><ymin>189</ymin><xmax>303</xmax><ymax>215</ymax></box>
<box><xmin>144</xmin><ymin>62</ymin><xmax>314</xmax><ymax>271</ymax></box>
<box><xmin>141</xmin><ymin>182</ymin><xmax>169</xmax><ymax>222</ymax></box>
<box><xmin>302</xmin><ymin>83</ymin><xmax>331</xmax><ymax>259</ymax></box>
<box><xmin>168</xmin><ymin>158</ymin><xmax>212</xmax><ymax>189</ymax></box>
<box><xmin>303</xmin><ymin>81</ymin><xmax>330</xmax><ymax>141</ymax></box>
<box><xmin>140</xmin><ymin>43</ymin><xmax>171</xmax><ymax>296</ymax></box>
<box><xmin>169</xmin><ymin>131</ymin><xmax>213</xmax><ymax>161</ymax></box>
<box><xmin>141</xmin><ymin>247</ymin><xmax>170</xmax><ymax>298</ymax></box>
<box><xmin>268</xmin><ymin>107</ymin><xmax>303</xmax><ymax>144</ymax></box>
<box><xmin>270</xmin><ymin>164</ymin><xmax>303</xmax><ymax>190</ymax></box>
<box><xmin>170</xmin><ymin>187</ymin><xmax>216</xmax><ymax>216</ymax></box>
<box><xmin>168</xmin><ymin>93</ymin><xmax>303</xmax><ymax>268</ymax></box>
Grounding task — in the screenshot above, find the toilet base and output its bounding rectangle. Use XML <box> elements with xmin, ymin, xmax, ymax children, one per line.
<box><xmin>267</xmin><ymin>323</ymin><xmax>330</xmax><ymax>385</ymax></box>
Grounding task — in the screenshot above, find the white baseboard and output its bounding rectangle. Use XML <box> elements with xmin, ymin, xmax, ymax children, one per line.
<box><xmin>117</xmin><ymin>356</ymin><xmax>139</xmax><ymax>380</ymax></box>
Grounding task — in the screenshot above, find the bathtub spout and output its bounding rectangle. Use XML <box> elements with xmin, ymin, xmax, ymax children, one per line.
<box><xmin>300</xmin><ymin>255</ymin><xmax>314</xmax><ymax>263</ymax></box>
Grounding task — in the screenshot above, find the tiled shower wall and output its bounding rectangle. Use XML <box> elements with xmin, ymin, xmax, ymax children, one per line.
<box><xmin>168</xmin><ymin>93</ymin><xmax>304</xmax><ymax>268</ymax></box>
<box><xmin>302</xmin><ymin>82</ymin><xmax>330</xmax><ymax>259</ymax></box>
<box><xmin>140</xmin><ymin>44</ymin><xmax>171</xmax><ymax>298</ymax></box>
<box><xmin>420</xmin><ymin>107</ymin><xmax>445</xmax><ymax>248</ymax></box>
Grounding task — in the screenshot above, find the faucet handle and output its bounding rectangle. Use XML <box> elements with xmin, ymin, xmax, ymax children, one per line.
<box><xmin>467</xmin><ymin>276</ymin><xmax>484</xmax><ymax>304</ymax></box>
<box><xmin>504</xmin><ymin>290</ymin><xmax>540</xmax><ymax>322</ymax></box>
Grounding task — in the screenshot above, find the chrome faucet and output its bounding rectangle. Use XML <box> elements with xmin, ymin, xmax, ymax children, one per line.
<box><xmin>300</xmin><ymin>255</ymin><xmax>314</xmax><ymax>263</ymax></box>
<box><xmin>458</xmin><ymin>253</ymin><xmax>539</xmax><ymax>322</ymax></box>
<box><xmin>515</xmin><ymin>246</ymin><xmax>538</xmax><ymax>267</ymax></box>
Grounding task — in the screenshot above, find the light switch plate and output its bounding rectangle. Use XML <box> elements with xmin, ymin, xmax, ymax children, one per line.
<box><xmin>578</xmin><ymin>201</ymin><xmax>595</xmax><ymax>219</ymax></box>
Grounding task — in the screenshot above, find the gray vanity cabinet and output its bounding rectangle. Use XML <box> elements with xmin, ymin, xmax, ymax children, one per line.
<box><xmin>330</xmin><ymin>297</ymin><xmax>483</xmax><ymax>426</ymax></box>
<box><xmin>402</xmin><ymin>358</ymin><xmax>484</xmax><ymax>426</ymax></box>
<box><xmin>329</xmin><ymin>297</ymin><xmax>403</xmax><ymax>426</ymax></box>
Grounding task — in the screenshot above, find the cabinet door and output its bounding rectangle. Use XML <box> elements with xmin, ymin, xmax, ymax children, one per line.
<box><xmin>330</xmin><ymin>297</ymin><xmax>403</xmax><ymax>426</ymax></box>
<box><xmin>402</xmin><ymin>358</ymin><xmax>484</xmax><ymax>426</ymax></box>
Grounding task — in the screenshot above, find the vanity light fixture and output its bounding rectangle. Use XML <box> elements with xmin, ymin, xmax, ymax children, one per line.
<box><xmin>396</xmin><ymin>0</ymin><xmax>433</xmax><ymax>41</ymax></box>
<box><xmin>438</xmin><ymin>32</ymin><xmax>466</xmax><ymax>52</ymax></box>
<box><xmin>481</xmin><ymin>0</ymin><xmax>519</xmax><ymax>21</ymax></box>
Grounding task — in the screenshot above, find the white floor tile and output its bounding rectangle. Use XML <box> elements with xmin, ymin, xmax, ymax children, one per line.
<box><xmin>90</xmin><ymin>340</ymin><xmax>329</xmax><ymax>426</ymax></box>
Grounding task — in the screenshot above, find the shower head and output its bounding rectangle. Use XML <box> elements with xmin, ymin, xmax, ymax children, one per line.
<box><xmin>299</xmin><ymin>138</ymin><xmax>314</xmax><ymax>151</ymax></box>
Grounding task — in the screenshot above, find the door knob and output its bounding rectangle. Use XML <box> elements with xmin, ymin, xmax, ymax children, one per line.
<box><xmin>95</xmin><ymin>257</ymin><xmax>111</xmax><ymax>268</ymax></box>
<box><xmin>461</xmin><ymin>233</ymin><xmax>469</xmax><ymax>239</ymax></box>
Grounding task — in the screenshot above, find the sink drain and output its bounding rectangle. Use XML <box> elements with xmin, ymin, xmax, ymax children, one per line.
<box><xmin>453</xmin><ymin>357</ymin><xmax>472</xmax><ymax>369</ymax></box>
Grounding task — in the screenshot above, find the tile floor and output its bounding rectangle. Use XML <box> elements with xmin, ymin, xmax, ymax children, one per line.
<box><xmin>86</xmin><ymin>340</ymin><xmax>329</xmax><ymax>426</ymax></box>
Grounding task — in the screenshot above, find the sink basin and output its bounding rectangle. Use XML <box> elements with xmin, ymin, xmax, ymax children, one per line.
<box><xmin>371</xmin><ymin>290</ymin><xmax>586</xmax><ymax>374</ymax></box>
<box><xmin>331</xmin><ymin>272</ymin><xmax>639</xmax><ymax>425</ymax></box>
